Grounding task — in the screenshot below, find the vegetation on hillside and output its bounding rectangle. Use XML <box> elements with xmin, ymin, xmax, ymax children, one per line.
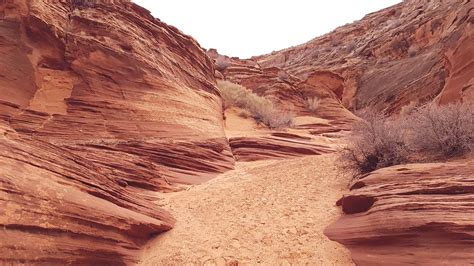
<box><xmin>217</xmin><ymin>80</ymin><xmax>294</xmax><ymax>129</ymax></box>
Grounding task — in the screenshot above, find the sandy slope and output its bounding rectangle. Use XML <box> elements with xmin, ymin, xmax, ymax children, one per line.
<box><xmin>138</xmin><ymin>154</ymin><xmax>353</xmax><ymax>265</ymax></box>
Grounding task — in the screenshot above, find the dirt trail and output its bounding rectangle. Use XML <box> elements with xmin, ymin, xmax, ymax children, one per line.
<box><xmin>139</xmin><ymin>154</ymin><xmax>353</xmax><ymax>265</ymax></box>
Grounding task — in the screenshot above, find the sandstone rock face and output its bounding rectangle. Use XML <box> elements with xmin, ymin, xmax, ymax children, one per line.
<box><xmin>229</xmin><ymin>135</ymin><xmax>334</xmax><ymax>162</ymax></box>
<box><xmin>208</xmin><ymin>51</ymin><xmax>357</xmax><ymax>163</ymax></box>
<box><xmin>255</xmin><ymin>0</ymin><xmax>473</xmax><ymax>114</ymax></box>
<box><xmin>0</xmin><ymin>0</ymin><xmax>233</xmax><ymax>264</ymax></box>
<box><xmin>325</xmin><ymin>161</ymin><xmax>474</xmax><ymax>265</ymax></box>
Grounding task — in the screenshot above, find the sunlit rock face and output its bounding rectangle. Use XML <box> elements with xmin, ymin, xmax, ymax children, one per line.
<box><xmin>0</xmin><ymin>0</ymin><xmax>233</xmax><ymax>264</ymax></box>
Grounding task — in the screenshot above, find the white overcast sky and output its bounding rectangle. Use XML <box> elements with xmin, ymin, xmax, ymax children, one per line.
<box><xmin>134</xmin><ymin>0</ymin><xmax>402</xmax><ymax>58</ymax></box>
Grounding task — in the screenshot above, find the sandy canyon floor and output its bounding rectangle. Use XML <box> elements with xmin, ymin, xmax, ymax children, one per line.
<box><xmin>139</xmin><ymin>153</ymin><xmax>353</xmax><ymax>265</ymax></box>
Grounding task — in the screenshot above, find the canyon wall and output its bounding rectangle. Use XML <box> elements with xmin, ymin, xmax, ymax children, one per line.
<box><xmin>0</xmin><ymin>0</ymin><xmax>233</xmax><ymax>264</ymax></box>
<box><xmin>254</xmin><ymin>0</ymin><xmax>473</xmax><ymax>114</ymax></box>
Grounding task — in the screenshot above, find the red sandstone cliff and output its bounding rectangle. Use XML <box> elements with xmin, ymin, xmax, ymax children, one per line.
<box><xmin>252</xmin><ymin>0</ymin><xmax>473</xmax><ymax>113</ymax></box>
<box><xmin>0</xmin><ymin>0</ymin><xmax>233</xmax><ymax>264</ymax></box>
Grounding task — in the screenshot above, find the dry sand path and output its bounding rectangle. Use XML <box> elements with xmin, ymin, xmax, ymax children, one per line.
<box><xmin>139</xmin><ymin>154</ymin><xmax>353</xmax><ymax>265</ymax></box>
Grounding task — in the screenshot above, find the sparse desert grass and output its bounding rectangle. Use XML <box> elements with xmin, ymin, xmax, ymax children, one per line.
<box><xmin>306</xmin><ymin>96</ymin><xmax>321</xmax><ymax>113</ymax></box>
<box><xmin>71</xmin><ymin>0</ymin><xmax>97</xmax><ymax>7</ymax></box>
<box><xmin>217</xmin><ymin>80</ymin><xmax>294</xmax><ymax>129</ymax></box>
<box><xmin>340</xmin><ymin>102</ymin><xmax>473</xmax><ymax>178</ymax></box>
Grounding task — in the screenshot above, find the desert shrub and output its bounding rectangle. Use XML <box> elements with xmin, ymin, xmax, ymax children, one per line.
<box><xmin>252</xmin><ymin>104</ymin><xmax>294</xmax><ymax>129</ymax></box>
<box><xmin>277</xmin><ymin>70</ymin><xmax>289</xmax><ymax>80</ymax></box>
<box><xmin>306</xmin><ymin>96</ymin><xmax>321</xmax><ymax>113</ymax></box>
<box><xmin>215</xmin><ymin>56</ymin><xmax>230</xmax><ymax>71</ymax></box>
<box><xmin>341</xmin><ymin>102</ymin><xmax>473</xmax><ymax>178</ymax></box>
<box><xmin>217</xmin><ymin>80</ymin><xmax>294</xmax><ymax>129</ymax></box>
<box><xmin>340</xmin><ymin>111</ymin><xmax>409</xmax><ymax>177</ymax></box>
<box><xmin>407</xmin><ymin>102</ymin><xmax>474</xmax><ymax>157</ymax></box>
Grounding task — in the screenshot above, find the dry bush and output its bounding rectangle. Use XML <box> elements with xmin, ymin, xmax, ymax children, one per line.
<box><xmin>238</xmin><ymin>110</ymin><xmax>251</xmax><ymax>119</ymax></box>
<box><xmin>340</xmin><ymin>111</ymin><xmax>409</xmax><ymax>177</ymax></box>
<box><xmin>399</xmin><ymin>101</ymin><xmax>418</xmax><ymax>116</ymax></box>
<box><xmin>72</xmin><ymin>0</ymin><xmax>97</xmax><ymax>8</ymax></box>
<box><xmin>217</xmin><ymin>80</ymin><xmax>294</xmax><ymax>129</ymax></box>
<box><xmin>306</xmin><ymin>96</ymin><xmax>321</xmax><ymax>113</ymax></box>
<box><xmin>340</xmin><ymin>102</ymin><xmax>473</xmax><ymax>178</ymax></box>
<box><xmin>407</xmin><ymin>102</ymin><xmax>474</xmax><ymax>157</ymax></box>
<box><xmin>253</xmin><ymin>105</ymin><xmax>294</xmax><ymax>129</ymax></box>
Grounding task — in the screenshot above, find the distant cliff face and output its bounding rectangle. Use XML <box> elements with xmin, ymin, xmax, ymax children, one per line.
<box><xmin>0</xmin><ymin>0</ymin><xmax>233</xmax><ymax>264</ymax></box>
<box><xmin>210</xmin><ymin>0</ymin><xmax>472</xmax><ymax>118</ymax></box>
<box><xmin>252</xmin><ymin>0</ymin><xmax>473</xmax><ymax>114</ymax></box>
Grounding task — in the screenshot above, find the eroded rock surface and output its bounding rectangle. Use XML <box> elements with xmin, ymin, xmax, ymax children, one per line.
<box><xmin>208</xmin><ymin>48</ymin><xmax>356</xmax><ymax>162</ymax></box>
<box><xmin>254</xmin><ymin>0</ymin><xmax>473</xmax><ymax>113</ymax></box>
<box><xmin>325</xmin><ymin>161</ymin><xmax>474</xmax><ymax>265</ymax></box>
<box><xmin>229</xmin><ymin>135</ymin><xmax>334</xmax><ymax>162</ymax></box>
<box><xmin>0</xmin><ymin>0</ymin><xmax>233</xmax><ymax>264</ymax></box>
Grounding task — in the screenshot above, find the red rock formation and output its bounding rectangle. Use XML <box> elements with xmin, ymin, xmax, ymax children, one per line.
<box><xmin>255</xmin><ymin>0</ymin><xmax>473</xmax><ymax>114</ymax></box>
<box><xmin>0</xmin><ymin>0</ymin><xmax>233</xmax><ymax>264</ymax></box>
<box><xmin>325</xmin><ymin>160</ymin><xmax>474</xmax><ymax>265</ymax></box>
<box><xmin>229</xmin><ymin>135</ymin><xmax>334</xmax><ymax>162</ymax></box>
<box><xmin>208</xmin><ymin>52</ymin><xmax>357</xmax><ymax>163</ymax></box>
<box><xmin>208</xmin><ymin>53</ymin><xmax>356</xmax><ymax>123</ymax></box>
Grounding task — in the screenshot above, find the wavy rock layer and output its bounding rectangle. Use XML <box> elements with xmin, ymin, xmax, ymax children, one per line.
<box><xmin>325</xmin><ymin>161</ymin><xmax>474</xmax><ymax>265</ymax></box>
<box><xmin>0</xmin><ymin>0</ymin><xmax>233</xmax><ymax>264</ymax></box>
<box><xmin>255</xmin><ymin>0</ymin><xmax>473</xmax><ymax>113</ymax></box>
<box><xmin>229</xmin><ymin>135</ymin><xmax>334</xmax><ymax>162</ymax></box>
